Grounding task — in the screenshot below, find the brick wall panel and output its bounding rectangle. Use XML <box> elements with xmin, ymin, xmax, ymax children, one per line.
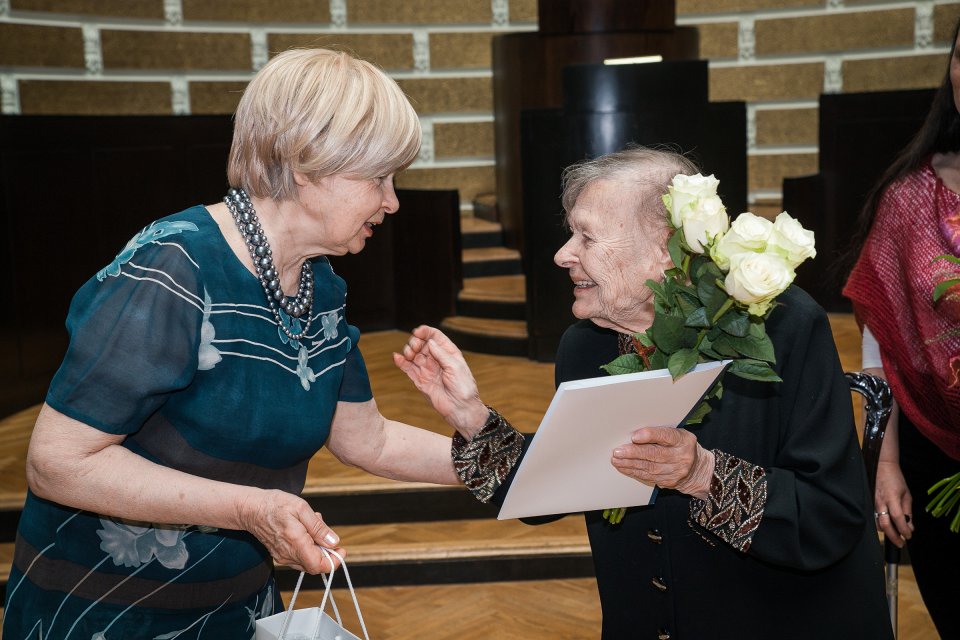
<box><xmin>843</xmin><ymin>55</ymin><xmax>946</xmax><ymax>92</ymax></box>
<box><xmin>101</xmin><ymin>30</ymin><xmax>251</xmax><ymax>71</ymax></box>
<box><xmin>268</xmin><ymin>34</ymin><xmax>413</xmax><ymax>70</ymax></box>
<box><xmin>934</xmin><ymin>4</ymin><xmax>960</xmax><ymax>45</ymax></box>
<box><xmin>183</xmin><ymin>0</ymin><xmax>330</xmax><ymax>23</ymax></box>
<box><xmin>510</xmin><ymin>0</ymin><xmax>538</xmax><ymax>23</ymax></box>
<box><xmin>347</xmin><ymin>0</ymin><xmax>491</xmax><ymax>25</ymax></box>
<box><xmin>19</xmin><ymin>80</ymin><xmax>171</xmax><ymax>114</ymax></box>
<box><xmin>430</xmin><ymin>32</ymin><xmax>498</xmax><ymax>70</ymax></box>
<box><xmin>190</xmin><ymin>81</ymin><xmax>248</xmax><ymax>114</ymax></box>
<box><xmin>396</xmin><ymin>165</ymin><xmax>495</xmax><ymax>202</ymax></box>
<box><xmin>434</xmin><ymin>121</ymin><xmax>494</xmax><ymax>158</ymax></box>
<box><xmin>696</xmin><ymin>22</ymin><xmax>739</xmax><ymax>59</ymax></box>
<box><xmin>0</xmin><ymin>23</ymin><xmax>83</xmax><ymax>68</ymax></box>
<box><xmin>756</xmin><ymin>10</ymin><xmax>914</xmax><ymax>56</ymax></box>
<box><xmin>755</xmin><ymin>108</ymin><xmax>818</xmax><ymax>146</ymax></box>
<box><xmin>396</xmin><ymin>77</ymin><xmax>492</xmax><ymax>114</ymax></box>
<box><xmin>677</xmin><ymin>0</ymin><xmax>820</xmax><ymax>15</ymax></box>
<box><xmin>710</xmin><ymin>63</ymin><xmax>823</xmax><ymax>102</ymax></box>
<box><xmin>748</xmin><ymin>153</ymin><xmax>818</xmax><ymax>192</ymax></box>
<box><xmin>10</xmin><ymin>0</ymin><xmax>163</xmax><ymax>19</ymax></box>
<box><xmin>751</xmin><ymin>200</ymin><xmax>783</xmax><ymax>221</ymax></box>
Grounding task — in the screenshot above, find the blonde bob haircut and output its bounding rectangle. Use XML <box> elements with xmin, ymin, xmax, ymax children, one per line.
<box><xmin>228</xmin><ymin>48</ymin><xmax>422</xmax><ymax>201</ymax></box>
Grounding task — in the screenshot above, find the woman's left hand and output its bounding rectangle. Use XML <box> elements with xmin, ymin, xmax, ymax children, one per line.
<box><xmin>393</xmin><ymin>325</ymin><xmax>489</xmax><ymax>439</ymax></box>
<box><xmin>612</xmin><ymin>427</ymin><xmax>715</xmax><ymax>500</ymax></box>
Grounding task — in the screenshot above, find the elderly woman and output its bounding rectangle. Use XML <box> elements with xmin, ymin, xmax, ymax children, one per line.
<box><xmin>3</xmin><ymin>49</ymin><xmax>462</xmax><ymax>638</ymax></box>
<box><xmin>397</xmin><ymin>148</ymin><xmax>893</xmax><ymax>639</ymax></box>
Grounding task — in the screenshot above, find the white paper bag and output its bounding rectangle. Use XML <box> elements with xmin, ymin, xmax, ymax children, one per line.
<box><xmin>256</xmin><ymin>548</ymin><xmax>369</xmax><ymax>640</ymax></box>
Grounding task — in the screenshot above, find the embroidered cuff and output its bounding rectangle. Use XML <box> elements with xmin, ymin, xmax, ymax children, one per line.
<box><xmin>688</xmin><ymin>449</ymin><xmax>767</xmax><ymax>552</ymax></box>
<box><xmin>451</xmin><ymin>407</ymin><xmax>523</xmax><ymax>503</ymax></box>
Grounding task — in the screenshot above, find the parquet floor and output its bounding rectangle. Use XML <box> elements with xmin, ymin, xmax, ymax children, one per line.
<box><xmin>0</xmin><ymin>317</ymin><xmax>942</xmax><ymax>639</ymax></box>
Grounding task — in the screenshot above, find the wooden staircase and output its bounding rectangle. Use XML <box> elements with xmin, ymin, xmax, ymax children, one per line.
<box><xmin>441</xmin><ymin>217</ymin><xmax>529</xmax><ymax>357</ymax></box>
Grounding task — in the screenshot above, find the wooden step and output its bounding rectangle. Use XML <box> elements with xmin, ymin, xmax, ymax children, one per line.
<box><xmin>462</xmin><ymin>247</ymin><xmax>522</xmax><ymax>278</ymax></box>
<box><xmin>462</xmin><ymin>247</ymin><xmax>519</xmax><ymax>263</ymax></box>
<box><xmin>460</xmin><ymin>217</ymin><xmax>502</xmax><ymax>235</ymax></box>
<box><xmin>459</xmin><ymin>275</ymin><xmax>525</xmax><ymax>304</ymax></box>
<box><xmin>440</xmin><ymin>316</ymin><xmax>527</xmax><ymax>340</ymax></box>
<box><xmin>440</xmin><ymin>316</ymin><xmax>528</xmax><ymax>358</ymax></box>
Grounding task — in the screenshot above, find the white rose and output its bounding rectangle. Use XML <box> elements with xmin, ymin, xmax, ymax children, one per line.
<box><xmin>768</xmin><ymin>211</ymin><xmax>817</xmax><ymax>268</ymax></box>
<box><xmin>724</xmin><ymin>251</ymin><xmax>795</xmax><ymax>316</ymax></box>
<box><xmin>710</xmin><ymin>212</ymin><xmax>774</xmax><ymax>270</ymax></box>
<box><xmin>666</xmin><ymin>173</ymin><xmax>720</xmax><ymax>228</ymax></box>
<box><xmin>681</xmin><ymin>194</ymin><xmax>729</xmax><ymax>254</ymax></box>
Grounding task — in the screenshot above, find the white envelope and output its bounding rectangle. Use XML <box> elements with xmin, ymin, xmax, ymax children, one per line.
<box><xmin>498</xmin><ymin>360</ymin><xmax>730</xmax><ymax>520</ymax></box>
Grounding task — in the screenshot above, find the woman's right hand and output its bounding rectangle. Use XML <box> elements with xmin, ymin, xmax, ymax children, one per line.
<box><xmin>393</xmin><ymin>325</ymin><xmax>489</xmax><ymax>439</ymax></box>
<box><xmin>239</xmin><ymin>489</ymin><xmax>344</xmax><ymax>574</ymax></box>
<box><xmin>874</xmin><ymin>460</ymin><xmax>914</xmax><ymax>548</ymax></box>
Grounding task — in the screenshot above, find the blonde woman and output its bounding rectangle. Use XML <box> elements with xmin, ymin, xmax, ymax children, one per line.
<box><xmin>3</xmin><ymin>49</ymin><xmax>460</xmax><ymax>639</ymax></box>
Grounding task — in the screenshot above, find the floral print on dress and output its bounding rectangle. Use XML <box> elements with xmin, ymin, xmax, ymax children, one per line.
<box><xmin>277</xmin><ymin>308</ymin><xmax>303</xmax><ymax>350</ymax></box>
<box><xmin>321</xmin><ymin>311</ymin><xmax>339</xmax><ymax>340</ymax></box>
<box><xmin>96</xmin><ymin>221</ymin><xmax>199</xmax><ymax>281</ymax></box>
<box><xmin>198</xmin><ymin>289</ymin><xmax>222</xmax><ymax>371</ymax></box>
<box><xmin>96</xmin><ymin>518</ymin><xmax>189</xmax><ymax>570</ymax></box>
<box><xmin>296</xmin><ymin>346</ymin><xmax>316</xmax><ymax>391</ymax></box>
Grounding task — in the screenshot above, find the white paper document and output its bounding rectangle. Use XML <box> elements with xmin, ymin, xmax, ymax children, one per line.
<box><xmin>497</xmin><ymin>360</ymin><xmax>730</xmax><ymax>520</ymax></box>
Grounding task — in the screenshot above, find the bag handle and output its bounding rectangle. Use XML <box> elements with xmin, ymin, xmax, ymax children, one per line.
<box><xmin>276</xmin><ymin>548</ymin><xmax>370</xmax><ymax>640</ymax></box>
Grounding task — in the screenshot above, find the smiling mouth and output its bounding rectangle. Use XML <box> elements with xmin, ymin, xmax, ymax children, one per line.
<box><xmin>573</xmin><ymin>280</ymin><xmax>596</xmax><ymax>289</ymax></box>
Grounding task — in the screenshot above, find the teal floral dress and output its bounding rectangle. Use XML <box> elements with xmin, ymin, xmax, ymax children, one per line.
<box><xmin>2</xmin><ymin>206</ymin><xmax>373</xmax><ymax>640</ymax></box>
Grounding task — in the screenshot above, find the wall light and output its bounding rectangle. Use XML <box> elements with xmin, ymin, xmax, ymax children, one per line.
<box><xmin>602</xmin><ymin>55</ymin><xmax>664</xmax><ymax>66</ymax></box>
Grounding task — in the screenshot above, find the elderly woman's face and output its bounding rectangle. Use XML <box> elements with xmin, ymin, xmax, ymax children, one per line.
<box><xmin>553</xmin><ymin>179</ymin><xmax>671</xmax><ymax>332</ymax></box>
<box><xmin>296</xmin><ymin>172</ymin><xmax>400</xmax><ymax>255</ymax></box>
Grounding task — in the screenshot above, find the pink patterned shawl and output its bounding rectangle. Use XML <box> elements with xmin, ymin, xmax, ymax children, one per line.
<box><xmin>844</xmin><ymin>161</ymin><xmax>960</xmax><ymax>461</ymax></box>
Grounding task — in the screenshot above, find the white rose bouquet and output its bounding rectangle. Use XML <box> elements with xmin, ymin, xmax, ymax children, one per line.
<box><xmin>599</xmin><ymin>173</ymin><xmax>816</xmax><ymax>525</ymax></box>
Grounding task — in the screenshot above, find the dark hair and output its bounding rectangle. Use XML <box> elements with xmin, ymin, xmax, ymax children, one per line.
<box><xmin>841</xmin><ymin>18</ymin><xmax>960</xmax><ymax>278</ymax></box>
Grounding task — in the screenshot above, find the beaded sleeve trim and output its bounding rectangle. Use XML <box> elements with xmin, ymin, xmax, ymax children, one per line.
<box><xmin>688</xmin><ymin>449</ymin><xmax>767</xmax><ymax>552</ymax></box>
<box><xmin>451</xmin><ymin>407</ymin><xmax>523</xmax><ymax>503</ymax></box>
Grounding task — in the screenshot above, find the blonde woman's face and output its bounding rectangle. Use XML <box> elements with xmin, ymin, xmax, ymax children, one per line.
<box><xmin>297</xmin><ymin>173</ymin><xmax>399</xmax><ymax>255</ymax></box>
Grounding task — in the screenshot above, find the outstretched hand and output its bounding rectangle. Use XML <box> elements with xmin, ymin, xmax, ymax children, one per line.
<box><xmin>393</xmin><ymin>326</ymin><xmax>489</xmax><ymax>439</ymax></box>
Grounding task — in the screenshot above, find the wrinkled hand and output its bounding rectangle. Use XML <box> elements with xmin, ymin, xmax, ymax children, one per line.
<box><xmin>239</xmin><ymin>489</ymin><xmax>344</xmax><ymax>574</ymax></box>
<box><xmin>393</xmin><ymin>325</ymin><xmax>489</xmax><ymax>439</ymax></box>
<box><xmin>612</xmin><ymin>427</ymin><xmax>715</xmax><ymax>500</ymax></box>
<box><xmin>874</xmin><ymin>460</ymin><xmax>914</xmax><ymax>548</ymax></box>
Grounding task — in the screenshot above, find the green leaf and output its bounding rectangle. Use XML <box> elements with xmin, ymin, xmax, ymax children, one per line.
<box><xmin>717</xmin><ymin>309</ymin><xmax>750</xmax><ymax>337</ymax></box>
<box><xmin>649</xmin><ymin>349</ymin><xmax>668</xmax><ymax>370</ymax></box>
<box><xmin>685</xmin><ymin>306</ymin><xmax>711</xmax><ymax>328</ymax></box>
<box><xmin>708</xmin><ymin>333</ymin><xmax>741</xmax><ymax>358</ymax></box>
<box><xmin>651</xmin><ymin>313</ymin><xmax>697</xmax><ymax>353</ymax></box>
<box><xmin>933</xmin><ymin>254</ymin><xmax>960</xmax><ymax>265</ymax></box>
<box><xmin>668</xmin><ymin>348</ymin><xmax>700</xmax><ymax>380</ymax></box>
<box><xmin>729</xmin><ymin>359</ymin><xmax>783</xmax><ymax>382</ymax></box>
<box><xmin>689</xmin><ymin>255</ymin><xmax>711</xmax><ymax>285</ymax></box>
<box><xmin>646</xmin><ymin>278</ymin><xmax>667</xmax><ymax>302</ymax></box>
<box><xmin>601</xmin><ymin>353</ymin><xmax>645</xmax><ymax>376</ymax></box>
<box><xmin>637</xmin><ymin>332</ymin><xmax>655</xmax><ymax>348</ymax></box>
<box><xmin>697</xmin><ymin>273</ymin><xmax>728</xmax><ymax>318</ymax></box>
<box><xmin>933</xmin><ymin>278</ymin><xmax>960</xmax><ymax>302</ymax></box>
<box><xmin>725</xmin><ymin>332</ymin><xmax>776</xmax><ymax>363</ymax></box>
<box><xmin>683</xmin><ymin>400</ymin><xmax>713</xmax><ymax>425</ymax></box>
<box><xmin>676</xmin><ymin>291</ymin><xmax>701</xmax><ymax>317</ymax></box>
<box><xmin>667</xmin><ymin>231</ymin><xmax>684</xmax><ymax>270</ymax></box>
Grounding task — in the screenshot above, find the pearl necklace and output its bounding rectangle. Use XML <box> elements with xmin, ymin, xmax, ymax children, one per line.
<box><xmin>224</xmin><ymin>188</ymin><xmax>313</xmax><ymax>340</ymax></box>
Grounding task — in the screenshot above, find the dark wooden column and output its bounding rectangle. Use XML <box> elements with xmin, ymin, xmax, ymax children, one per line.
<box><xmin>492</xmin><ymin>0</ymin><xmax>699</xmax><ymax>252</ymax></box>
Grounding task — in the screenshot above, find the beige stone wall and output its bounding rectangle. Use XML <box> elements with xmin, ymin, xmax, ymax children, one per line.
<box><xmin>0</xmin><ymin>0</ymin><xmax>958</xmax><ymax>208</ymax></box>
